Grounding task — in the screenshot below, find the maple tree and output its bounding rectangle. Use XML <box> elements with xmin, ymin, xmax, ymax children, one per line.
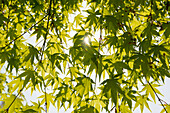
<box><xmin>0</xmin><ymin>0</ymin><xmax>170</xmax><ymax>113</ymax></box>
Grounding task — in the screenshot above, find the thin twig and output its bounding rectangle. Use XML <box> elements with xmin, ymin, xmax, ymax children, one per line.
<box><xmin>39</xmin><ymin>0</ymin><xmax>52</xmax><ymax>112</ymax></box>
<box><xmin>44</xmin><ymin>83</ymin><xmax>48</xmax><ymax>113</ymax></box>
<box><xmin>5</xmin><ymin>59</ymin><xmax>44</xmax><ymax>113</ymax></box>
<box><xmin>5</xmin><ymin>88</ymin><xmax>23</xmax><ymax>113</ymax></box>
<box><xmin>94</xmin><ymin>0</ymin><xmax>104</xmax><ymax>89</ymax></box>
<box><xmin>160</xmin><ymin>99</ymin><xmax>169</xmax><ymax>105</ymax></box>
<box><xmin>146</xmin><ymin>80</ymin><xmax>168</xmax><ymax>113</ymax></box>
<box><xmin>93</xmin><ymin>1</ymin><xmax>104</xmax><ymax>103</ymax></box>
<box><xmin>4</xmin><ymin>4</ymin><xmax>49</xmax><ymax>113</ymax></box>
<box><xmin>6</xmin><ymin>1</ymin><xmax>11</xmax><ymax>32</ymax></box>
<box><xmin>110</xmin><ymin>106</ymin><xmax>115</xmax><ymax>112</ymax></box>
<box><xmin>1</xmin><ymin>14</ymin><xmax>48</xmax><ymax>50</ymax></box>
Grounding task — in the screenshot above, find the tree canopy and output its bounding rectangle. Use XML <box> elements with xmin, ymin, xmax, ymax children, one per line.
<box><xmin>0</xmin><ymin>0</ymin><xmax>170</xmax><ymax>112</ymax></box>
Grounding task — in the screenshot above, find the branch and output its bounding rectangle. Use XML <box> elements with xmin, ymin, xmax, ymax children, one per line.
<box><xmin>5</xmin><ymin>60</ymin><xmax>43</xmax><ymax>113</ymax></box>
<box><xmin>44</xmin><ymin>83</ymin><xmax>48</xmax><ymax>113</ymax></box>
<box><xmin>110</xmin><ymin>106</ymin><xmax>115</xmax><ymax>112</ymax></box>
<box><xmin>146</xmin><ymin>80</ymin><xmax>168</xmax><ymax>113</ymax></box>
<box><xmin>94</xmin><ymin>1</ymin><xmax>104</xmax><ymax>90</ymax></box>
<box><xmin>40</xmin><ymin>6</ymin><xmax>52</xmax><ymax>58</ymax></box>
<box><xmin>39</xmin><ymin>0</ymin><xmax>52</xmax><ymax>112</ymax></box>
<box><xmin>160</xmin><ymin>99</ymin><xmax>169</xmax><ymax>105</ymax></box>
<box><xmin>5</xmin><ymin>88</ymin><xmax>23</xmax><ymax>113</ymax></box>
<box><xmin>4</xmin><ymin>3</ymin><xmax>52</xmax><ymax>111</ymax></box>
<box><xmin>1</xmin><ymin>14</ymin><xmax>48</xmax><ymax>50</ymax></box>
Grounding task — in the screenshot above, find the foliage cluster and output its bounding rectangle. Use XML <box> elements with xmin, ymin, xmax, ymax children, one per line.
<box><xmin>0</xmin><ymin>0</ymin><xmax>170</xmax><ymax>113</ymax></box>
